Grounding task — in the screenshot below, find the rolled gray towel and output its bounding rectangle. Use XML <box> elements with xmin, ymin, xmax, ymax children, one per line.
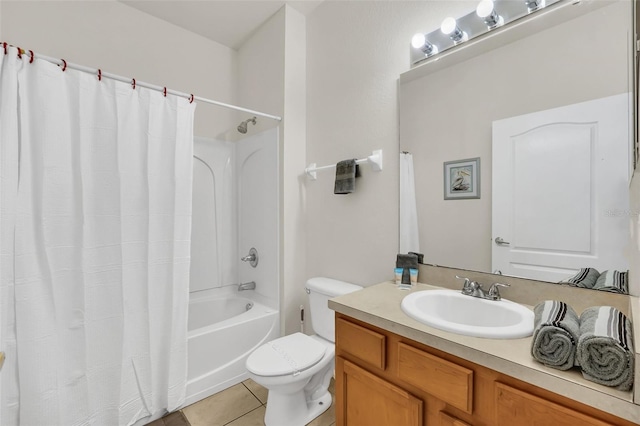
<box><xmin>566</xmin><ymin>268</ymin><xmax>600</xmax><ymax>289</ymax></box>
<box><xmin>593</xmin><ymin>270</ymin><xmax>628</xmax><ymax>294</ymax></box>
<box><xmin>531</xmin><ymin>301</ymin><xmax>580</xmax><ymax>370</ymax></box>
<box><xmin>577</xmin><ymin>306</ymin><xmax>634</xmax><ymax>391</ymax></box>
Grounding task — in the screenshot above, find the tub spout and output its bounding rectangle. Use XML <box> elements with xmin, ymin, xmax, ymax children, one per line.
<box><xmin>238</xmin><ymin>281</ymin><xmax>256</xmax><ymax>291</ymax></box>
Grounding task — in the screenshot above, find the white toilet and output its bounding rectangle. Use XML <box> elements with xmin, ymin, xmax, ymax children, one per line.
<box><xmin>245</xmin><ymin>277</ymin><xmax>362</xmax><ymax>426</ymax></box>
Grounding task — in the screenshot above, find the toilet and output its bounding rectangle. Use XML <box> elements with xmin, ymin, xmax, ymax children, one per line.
<box><xmin>245</xmin><ymin>277</ymin><xmax>362</xmax><ymax>426</ymax></box>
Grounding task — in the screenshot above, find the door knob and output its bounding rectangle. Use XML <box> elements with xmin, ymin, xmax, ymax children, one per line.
<box><xmin>494</xmin><ymin>237</ymin><xmax>510</xmax><ymax>246</ymax></box>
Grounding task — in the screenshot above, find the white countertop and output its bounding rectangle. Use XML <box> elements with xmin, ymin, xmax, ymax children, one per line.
<box><xmin>329</xmin><ymin>281</ymin><xmax>640</xmax><ymax>423</ymax></box>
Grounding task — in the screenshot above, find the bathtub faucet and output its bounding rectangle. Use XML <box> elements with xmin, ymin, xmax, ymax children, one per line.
<box><xmin>238</xmin><ymin>281</ymin><xmax>256</xmax><ymax>292</ymax></box>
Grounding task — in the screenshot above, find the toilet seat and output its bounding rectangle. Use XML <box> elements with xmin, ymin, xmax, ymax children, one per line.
<box><xmin>246</xmin><ymin>332</ymin><xmax>326</xmax><ymax>377</ymax></box>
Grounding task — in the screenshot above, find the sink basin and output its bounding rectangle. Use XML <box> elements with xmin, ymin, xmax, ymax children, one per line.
<box><xmin>401</xmin><ymin>289</ymin><xmax>534</xmax><ymax>339</ymax></box>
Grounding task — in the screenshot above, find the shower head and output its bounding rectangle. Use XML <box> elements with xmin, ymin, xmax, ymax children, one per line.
<box><xmin>237</xmin><ymin>116</ymin><xmax>257</xmax><ymax>134</ymax></box>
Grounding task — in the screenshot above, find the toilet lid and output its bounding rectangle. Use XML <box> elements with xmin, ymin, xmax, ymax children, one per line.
<box><xmin>246</xmin><ymin>333</ymin><xmax>326</xmax><ymax>377</ymax></box>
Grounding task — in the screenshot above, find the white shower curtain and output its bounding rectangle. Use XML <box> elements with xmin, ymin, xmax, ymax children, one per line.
<box><xmin>399</xmin><ymin>152</ymin><xmax>420</xmax><ymax>253</ymax></box>
<box><xmin>0</xmin><ymin>46</ymin><xmax>195</xmax><ymax>425</ymax></box>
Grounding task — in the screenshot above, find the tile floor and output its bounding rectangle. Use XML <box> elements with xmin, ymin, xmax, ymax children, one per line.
<box><xmin>148</xmin><ymin>378</ymin><xmax>335</xmax><ymax>426</ymax></box>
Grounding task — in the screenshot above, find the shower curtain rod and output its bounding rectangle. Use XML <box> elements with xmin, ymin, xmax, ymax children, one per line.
<box><xmin>3</xmin><ymin>43</ymin><xmax>282</xmax><ymax>122</ymax></box>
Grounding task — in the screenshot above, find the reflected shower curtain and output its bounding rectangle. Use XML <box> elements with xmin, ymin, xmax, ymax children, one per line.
<box><xmin>399</xmin><ymin>152</ymin><xmax>420</xmax><ymax>253</ymax></box>
<box><xmin>0</xmin><ymin>46</ymin><xmax>195</xmax><ymax>425</ymax></box>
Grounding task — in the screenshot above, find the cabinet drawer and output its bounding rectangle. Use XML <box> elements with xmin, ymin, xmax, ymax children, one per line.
<box><xmin>397</xmin><ymin>342</ymin><xmax>473</xmax><ymax>413</ymax></box>
<box><xmin>336</xmin><ymin>318</ymin><xmax>386</xmax><ymax>370</ymax></box>
<box><xmin>495</xmin><ymin>382</ymin><xmax>614</xmax><ymax>426</ymax></box>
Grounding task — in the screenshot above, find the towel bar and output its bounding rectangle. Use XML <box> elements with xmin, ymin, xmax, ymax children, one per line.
<box><xmin>305</xmin><ymin>149</ymin><xmax>383</xmax><ymax>180</ymax></box>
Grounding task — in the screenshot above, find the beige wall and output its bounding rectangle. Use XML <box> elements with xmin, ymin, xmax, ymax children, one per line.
<box><xmin>0</xmin><ymin>0</ymin><xmax>237</xmax><ymax>138</ymax></box>
<box><xmin>305</xmin><ymin>1</ymin><xmax>474</xmax><ymax>287</ymax></box>
<box><xmin>281</xmin><ymin>7</ymin><xmax>308</xmax><ymax>335</ymax></box>
<box><xmin>238</xmin><ymin>6</ymin><xmax>307</xmax><ymax>334</ymax></box>
<box><xmin>400</xmin><ymin>1</ymin><xmax>631</xmax><ymax>275</ymax></box>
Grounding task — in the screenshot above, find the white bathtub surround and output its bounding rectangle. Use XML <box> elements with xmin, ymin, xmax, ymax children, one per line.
<box><xmin>184</xmin><ymin>286</ymin><xmax>279</xmax><ymax>406</ymax></box>
<box><xmin>0</xmin><ymin>46</ymin><xmax>195</xmax><ymax>425</ymax></box>
<box><xmin>190</xmin><ymin>128</ymin><xmax>279</xmax><ymax>306</ymax></box>
<box><xmin>186</xmin><ymin>127</ymin><xmax>280</xmax><ymax>406</ymax></box>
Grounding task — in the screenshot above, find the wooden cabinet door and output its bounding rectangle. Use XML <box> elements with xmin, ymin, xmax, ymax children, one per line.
<box><xmin>336</xmin><ymin>356</ymin><xmax>422</xmax><ymax>426</ymax></box>
<box><xmin>495</xmin><ymin>383</ymin><xmax>614</xmax><ymax>426</ymax></box>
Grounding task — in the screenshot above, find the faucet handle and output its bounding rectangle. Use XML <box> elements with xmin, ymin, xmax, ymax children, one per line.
<box><xmin>456</xmin><ymin>275</ymin><xmax>478</xmax><ymax>294</ymax></box>
<box><xmin>488</xmin><ymin>282</ymin><xmax>510</xmax><ymax>300</ymax></box>
<box><xmin>456</xmin><ymin>275</ymin><xmax>471</xmax><ymax>287</ymax></box>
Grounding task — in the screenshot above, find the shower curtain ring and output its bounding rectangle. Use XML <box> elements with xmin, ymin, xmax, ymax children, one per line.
<box><xmin>131</xmin><ymin>78</ymin><xmax>136</xmax><ymax>90</ymax></box>
<box><xmin>189</xmin><ymin>94</ymin><xmax>194</xmax><ymax>104</ymax></box>
<box><xmin>163</xmin><ymin>87</ymin><xmax>167</xmax><ymax>97</ymax></box>
<box><xmin>60</xmin><ymin>59</ymin><xmax>67</xmax><ymax>72</ymax></box>
<box><xmin>17</xmin><ymin>48</ymin><xmax>22</xmax><ymax>59</ymax></box>
<box><xmin>2</xmin><ymin>42</ymin><xmax>7</xmax><ymax>55</ymax></box>
<box><xmin>98</xmin><ymin>69</ymin><xmax>102</xmax><ymax>81</ymax></box>
<box><xmin>29</xmin><ymin>50</ymin><xmax>34</xmax><ymax>64</ymax></box>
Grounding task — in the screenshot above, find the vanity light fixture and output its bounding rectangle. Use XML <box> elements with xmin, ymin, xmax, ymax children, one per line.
<box><xmin>524</xmin><ymin>0</ymin><xmax>545</xmax><ymax>12</ymax></box>
<box><xmin>441</xmin><ymin>17</ymin><xmax>468</xmax><ymax>44</ymax></box>
<box><xmin>476</xmin><ymin>0</ymin><xmax>504</xmax><ymax>29</ymax></box>
<box><xmin>411</xmin><ymin>33</ymin><xmax>439</xmax><ymax>57</ymax></box>
<box><xmin>409</xmin><ymin>0</ymin><xmax>562</xmax><ymax>67</ymax></box>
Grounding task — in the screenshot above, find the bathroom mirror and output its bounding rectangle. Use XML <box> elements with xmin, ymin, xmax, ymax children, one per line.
<box><xmin>399</xmin><ymin>1</ymin><xmax>634</xmax><ymax>288</ymax></box>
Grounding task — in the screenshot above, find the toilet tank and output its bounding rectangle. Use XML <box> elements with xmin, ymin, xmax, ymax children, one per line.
<box><xmin>306</xmin><ymin>277</ymin><xmax>363</xmax><ymax>342</ymax></box>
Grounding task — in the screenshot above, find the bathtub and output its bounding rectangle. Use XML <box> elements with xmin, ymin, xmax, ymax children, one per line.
<box><xmin>183</xmin><ymin>287</ymin><xmax>279</xmax><ymax>406</ymax></box>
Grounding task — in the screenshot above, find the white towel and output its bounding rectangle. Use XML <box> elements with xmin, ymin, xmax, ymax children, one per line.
<box><xmin>400</xmin><ymin>152</ymin><xmax>420</xmax><ymax>253</ymax></box>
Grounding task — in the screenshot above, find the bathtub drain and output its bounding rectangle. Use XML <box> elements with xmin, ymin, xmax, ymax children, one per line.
<box><xmin>246</xmin><ymin>302</ymin><xmax>254</xmax><ymax>311</ymax></box>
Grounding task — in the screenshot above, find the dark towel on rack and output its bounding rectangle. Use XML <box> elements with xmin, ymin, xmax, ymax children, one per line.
<box><xmin>334</xmin><ymin>159</ymin><xmax>358</xmax><ymax>194</ymax></box>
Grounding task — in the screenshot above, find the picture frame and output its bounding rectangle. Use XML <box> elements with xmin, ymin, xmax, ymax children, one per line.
<box><xmin>443</xmin><ymin>157</ymin><xmax>481</xmax><ymax>200</ymax></box>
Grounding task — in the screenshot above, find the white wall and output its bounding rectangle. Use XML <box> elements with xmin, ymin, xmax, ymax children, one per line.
<box><xmin>305</xmin><ymin>1</ymin><xmax>474</xmax><ymax>287</ymax></box>
<box><xmin>0</xmin><ymin>0</ymin><xmax>237</xmax><ymax>138</ymax></box>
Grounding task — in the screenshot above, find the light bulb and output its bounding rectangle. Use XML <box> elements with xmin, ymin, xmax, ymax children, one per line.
<box><xmin>440</xmin><ymin>17</ymin><xmax>457</xmax><ymax>35</ymax></box>
<box><xmin>411</xmin><ymin>33</ymin><xmax>426</xmax><ymax>49</ymax></box>
<box><xmin>440</xmin><ymin>17</ymin><xmax>467</xmax><ymax>43</ymax></box>
<box><xmin>476</xmin><ymin>0</ymin><xmax>503</xmax><ymax>28</ymax></box>
<box><xmin>410</xmin><ymin>33</ymin><xmax>438</xmax><ymax>57</ymax></box>
<box><xmin>476</xmin><ymin>0</ymin><xmax>494</xmax><ymax>18</ymax></box>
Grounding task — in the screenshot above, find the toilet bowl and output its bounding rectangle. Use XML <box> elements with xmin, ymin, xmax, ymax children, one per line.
<box><xmin>245</xmin><ymin>277</ymin><xmax>362</xmax><ymax>426</ymax></box>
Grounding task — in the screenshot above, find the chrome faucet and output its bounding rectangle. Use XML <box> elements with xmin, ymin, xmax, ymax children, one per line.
<box><xmin>241</xmin><ymin>247</ymin><xmax>259</xmax><ymax>268</ymax></box>
<box><xmin>456</xmin><ymin>276</ymin><xmax>510</xmax><ymax>301</ymax></box>
<box><xmin>238</xmin><ymin>281</ymin><xmax>256</xmax><ymax>291</ymax></box>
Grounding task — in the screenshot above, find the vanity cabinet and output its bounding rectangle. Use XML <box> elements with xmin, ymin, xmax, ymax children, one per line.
<box><xmin>335</xmin><ymin>313</ymin><xmax>635</xmax><ymax>426</ymax></box>
<box><xmin>338</xmin><ymin>358</ymin><xmax>423</xmax><ymax>425</ymax></box>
